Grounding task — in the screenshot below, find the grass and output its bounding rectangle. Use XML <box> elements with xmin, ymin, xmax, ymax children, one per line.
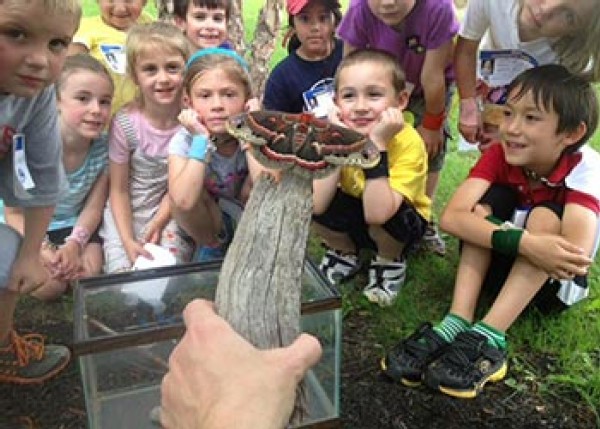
<box><xmin>81</xmin><ymin>0</ymin><xmax>600</xmax><ymax>421</ymax></box>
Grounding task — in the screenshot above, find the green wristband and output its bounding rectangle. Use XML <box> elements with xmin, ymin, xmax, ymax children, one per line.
<box><xmin>485</xmin><ymin>214</ymin><xmax>503</xmax><ymax>226</ymax></box>
<box><xmin>491</xmin><ymin>228</ymin><xmax>524</xmax><ymax>257</ymax></box>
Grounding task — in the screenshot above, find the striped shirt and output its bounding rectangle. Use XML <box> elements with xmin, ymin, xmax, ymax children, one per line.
<box><xmin>49</xmin><ymin>135</ymin><xmax>108</xmax><ymax>230</ymax></box>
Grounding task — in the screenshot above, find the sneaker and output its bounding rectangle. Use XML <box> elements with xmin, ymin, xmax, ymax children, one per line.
<box><xmin>381</xmin><ymin>322</ymin><xmax>448</xmax><ymax>386</ymax></box>
<box><xmin>424</xmin><ymin>330</ymin><xmax>508</xmax><ymax>399</ymax></box>
<box><xmin>420</xmin><ymin>222</ymin><xmax>446</xmax><ymax>256</ymax></box>
<box><xmin>362</xmin><ymin>257</ymin><xmax>406</xmax><ymax>307</ymax></box>
<box><xmin>0</xmin><ymin>330</ymin><xmax>71</xmax><ymax>384</ymax></box>
<box><xmin>318</xmin><ymin>249</ymin><xmax>359</xmax><ymax>285</ymax></box>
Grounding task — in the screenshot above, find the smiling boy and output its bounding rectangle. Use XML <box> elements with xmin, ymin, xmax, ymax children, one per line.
<box><xmin>382</xmin><ymin>64</ymin><xmax>600</xmax><ymax>398</ymax></box>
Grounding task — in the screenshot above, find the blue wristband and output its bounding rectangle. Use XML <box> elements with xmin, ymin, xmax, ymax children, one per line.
<box><xmin>188</xmin><ymin>135</ymin><xmax>209</xmax><ymax>162</ymax></box>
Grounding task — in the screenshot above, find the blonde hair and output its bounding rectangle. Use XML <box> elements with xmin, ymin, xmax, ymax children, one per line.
<box><xmin>183</xmin><ymin>54</ymin><xmax>253</xmax><ymax>100</ymax></box>
<box><xmin>56</xmin><ymin>54</ymin><xmax>114</xmax><ymax>98</ymax></box>
<box><xmin>517</xmin><ymin>0</ymin><xmax>600</xmax><ymax>81</ymax></box>
<box><xmin>0</xmin><ymin>0</ymin><xmax>82</xmax><ymax>25</ymax></box>
<box><xmin>125</xmin><ymin>21</ymin><xmax>193</xmax><ymax>81</ymax></box>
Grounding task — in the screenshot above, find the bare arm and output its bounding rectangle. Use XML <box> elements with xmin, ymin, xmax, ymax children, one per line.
<box><xmin>168</xmin><ymin>154</ymin><xmax>207</xmax><ymax>212</ymax></box>
<box><xmin>454</xmin><ymin>36</ymin><xmax>482</xmax><ymax>143</ymax></box>
<box><xmin>419</xmin><ymin>40</ymin><xmax>453</xmax><ymax>158</ymax></box>
<box><xmin>312</xmin><ymin>167</ymin><xmax>341</xmax><ymax>215</ymax></box>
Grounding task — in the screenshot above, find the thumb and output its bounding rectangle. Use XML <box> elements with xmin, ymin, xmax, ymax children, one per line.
<box><xmin>281</xmin><ymin>334</ymin><xmax>323</xmax><ymax>382</ymax></box>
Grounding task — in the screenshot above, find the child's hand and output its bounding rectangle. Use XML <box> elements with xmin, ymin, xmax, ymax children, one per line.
<box><xmin>143</xmin><ymin>220</ymin><xmax>166</xmax><ymax>245</ymax></box>
<box><xmin>370</xmin><ymin>107</ymin><xmax>404</xmax><ymax>150</ymax></box>
<box><xmin>459</xmin><ymin>97</ymin><xmax>481</xmax><ymax>144</ymax></box>
<box><xmin>124</xmin><ymin>238</ymin><xmax>153</xmax><ymax>265</ymax></box>
<box><xmin>178</xmin><ymin>108</ymin><xmax>209</xmax><ymax>136</ymax></box>
<box><xmin>245</xmin><ymin>97</ymin><xmax>261</xmax><ymax>112</ymax></box>
<box><xmin>327</xmin><ymin>105</ymin><xmax>346</xmax><ymax>128</ymax></box>
<box><xmin>8</xmin><ymin>252</ymin><xmax>49</xmax><ymax>294</ymax></box>
<box><xmin>52</xmin><ymin>241</ymin><xmax>83</xmax><ymax>280</ymax></box>
<box><xmin>521</xmin><ymin>233</ymin><xmax>592</xmax><ymax>280</ymax></box>
<box><xmin>417</xmin><ymin>126</ymin><xmax>444</xmax><ymax>159</ymax></box>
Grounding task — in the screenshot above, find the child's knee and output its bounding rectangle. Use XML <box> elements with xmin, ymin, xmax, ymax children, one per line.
<box><xmin>525</xmin><ymin>205</ymin><xmax>561</xmax><ymax>234</ymax></box>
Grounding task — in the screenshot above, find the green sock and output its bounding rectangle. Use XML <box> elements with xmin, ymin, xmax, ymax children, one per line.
<box><xmin>472</xmin><ymin>321</ymin><xmax>507</xmax><ymax>350</ymax></box>
<box><xmin>433</xmin><ymin>313</ymin><xmax>471</xmax><ymax>343</ymax></box>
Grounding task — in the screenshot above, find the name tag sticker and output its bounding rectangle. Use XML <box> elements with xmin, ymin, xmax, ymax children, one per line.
<box><xmin>13</xmin><ymin>133</ymin><xmax>35</xmax><ymax>198</ymax></box>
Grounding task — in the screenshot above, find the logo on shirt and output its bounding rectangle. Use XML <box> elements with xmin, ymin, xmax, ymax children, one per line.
<box><xmin>406</xmin><ymin>35</ymin><xmax>425</xmax><ymax>55</ymax></box>
<box><xmin>0</xmin><ymin>125</ymin><xmax>16</xmax><ymax>159</ymax></box>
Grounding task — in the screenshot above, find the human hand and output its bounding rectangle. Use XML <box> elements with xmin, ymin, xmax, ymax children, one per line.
<box><xmin>520</xmin><ymin>232</ymin><xmax>592</xmax><ymax>280</ymax></box>
<box><xmin>142</xmin><ymin>220</ymin><xmax>165</xmax><ymax>245</ymax></box>
<box><xmin>327</xmin><ymin>105</ymin><xmax>345</xmax><ymax>128</ymax></box>
<box><xmin>160</xmin><ymin>299</ymin><xmax>322</xmax><ymax>429</ymax></box>
<box><xmin>245</xmin><ymin>97</ymin><xmax>261</xmax><ymax>112</ymax></box>
<box><xmin>178</xmin><ymin>108</ymin><xmax>209</xmax><ymax>136</ymax></box>
<box><xmin>370</xmin><ymin>107</ymin><xmax>404</xmax><ymax>150</ymax></box>
<box><xmin>458</xmin><ymin>97</ymin><xmax>481</xmax><ymax>144</ymax></box>
<box><xmin>124</xmin><ymin>238</ymin><xmax>153</xmax><ymax>264</ymax></box>
<box><xmin>7</xmin><ymin>252</ymin><xmax>49</xmax><ymax>294</ymax></box>
<box><xmin>417</xmin><ymin>125</ymin><xmax>443</xmax><ymax>159</ymax></box>
<box><xmin>52</xmin><ymin>241</ymin><xmax>84</xmax><ymax>280</ymax></box>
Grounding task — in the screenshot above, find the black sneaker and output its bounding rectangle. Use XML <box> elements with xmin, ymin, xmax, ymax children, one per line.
<box><xmin>381</xmin><ymin>322</ymin><xmax>448</xmax><ymax>387</ymax></box>
<box><xmin>424</xmin><ymin>330</ymin><xmax>507</xmax><ymax>399</ymax></box>
<box><xmin>318</xmin><ymin>249</ymin><xmax>359</xmax><ymax>285</ymax></box>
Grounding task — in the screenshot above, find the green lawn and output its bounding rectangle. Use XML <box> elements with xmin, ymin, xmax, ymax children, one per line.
<box><xmin>81</xmin><ymin>0</ymin><xmax>600</xmax><ymax>421</ymax></box>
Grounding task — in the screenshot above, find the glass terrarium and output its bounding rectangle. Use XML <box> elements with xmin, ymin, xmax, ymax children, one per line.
<box><xmin>73</xmin><ymin>260</ymin><xmax>341</xmax><ymax>429</ymax></box>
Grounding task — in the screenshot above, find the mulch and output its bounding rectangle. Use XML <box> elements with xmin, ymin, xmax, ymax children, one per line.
<box><xmin>0</xmin><ymin>297</ymin><xmax>596</xmax><ymax>429</ymax></box>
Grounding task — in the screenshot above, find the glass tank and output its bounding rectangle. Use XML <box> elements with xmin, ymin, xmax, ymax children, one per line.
<box><xmin>73</xmin><ymin>260</ymin><xmax>341</xmax><ymax>429</ymax></box>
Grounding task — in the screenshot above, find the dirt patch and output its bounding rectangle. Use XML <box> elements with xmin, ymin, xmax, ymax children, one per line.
<box><xmin>0</xmin><ymin>296</ymin><xmax>597</xmax><ymax>428</ymax></box>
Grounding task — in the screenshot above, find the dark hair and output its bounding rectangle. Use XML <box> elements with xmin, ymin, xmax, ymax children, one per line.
<box><xmin>334</xmin><ymin>49</ymin><xmax>406</xmax><ymax>95</ymax></box>
<box><xmin>173</xmin><ymin>0</ymin><xmax>232</xmax><ymax>20</ymax></box>
<box><xmin>286</xmin><ymin>0</ymin><xmax>342</xmax><ymax>52</ymax></box>
<box><xmin>506</xmin><ymin>64</ymin><xmax>599</xmax><ymax>152</ymax></box>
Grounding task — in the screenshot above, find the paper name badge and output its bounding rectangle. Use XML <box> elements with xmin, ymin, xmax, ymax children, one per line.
<box><xmin>13</xmin><ymin>134</ymin><xmax>35</xmax><ymax>199</ymax></box>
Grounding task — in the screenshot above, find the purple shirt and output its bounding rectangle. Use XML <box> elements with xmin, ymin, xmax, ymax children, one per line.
<box><xmin>337</xmin><ymin>0</ymin><xmax>458</xmax><ymax>97</ymax></box>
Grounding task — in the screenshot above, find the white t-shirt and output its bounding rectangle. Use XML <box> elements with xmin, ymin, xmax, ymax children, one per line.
<box><xmin>459</xmin><ymin>0</ymin><xmax>558</xmax><ymax>65</ymax></box>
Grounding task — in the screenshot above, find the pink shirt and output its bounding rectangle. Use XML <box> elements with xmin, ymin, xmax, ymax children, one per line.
<box><xmin>108</xmin><ymin>108</ymin><xmax>182</xmax><ymax>164</ymax></box>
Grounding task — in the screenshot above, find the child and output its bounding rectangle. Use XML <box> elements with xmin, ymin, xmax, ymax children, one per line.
<box><xmin>312</xmin><ymin>49</ymin><xmax>431</xmax><ymax>307</ymax></box>
<box><xmin>455</xmin><ymin>0</ymin><xmax>600</xmax><ymax>145</ymax></box>
<box><xmin>173</xmin><ymin>0</ymin><xmax>234</xmax><ymax>50</ymax></box>
<box><xmin>100</xmin><ymin>22</ymin><xmax>194</xmax><ymax>273</ymax></box>
<box><xmin>168</xmin><ymin>48</ymin><xmax>264</xmax><ymax>261</ymax></box>
<box><xmin>0</xmin><ymin>0</ymin><xmax>80</xmax><ymax>384</ymax></box>
<box><xmin>263</xmin><ymin>0</ymin><xmax>343</xmax><ymax>116</ymax></box>
<box><xmin>5</xmin><ymin>55</ymin><xmax>113</xmax><ymax>301</ymax></box>
<box><xmin>337</xmin><ymin>0</ymin><xmax>459</xmax><ymax>257</ymax></box>
<box><xmin>68</xmin><ymin>0</ymin><xmax>154</xmax><ymax>115</ymax></box>
<box><xmin>382</xmin><ymin>65</ymin><xmax>600</xmax><ymax>399</ymax></box>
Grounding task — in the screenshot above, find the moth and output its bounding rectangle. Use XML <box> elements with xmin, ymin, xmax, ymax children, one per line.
<box><xmin>226</xmin><ymin>110</ymin><xmax>380</xmax><ymax>178</ymax></box>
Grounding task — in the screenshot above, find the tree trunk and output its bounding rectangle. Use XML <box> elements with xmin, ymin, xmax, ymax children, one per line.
<box><xmin>214</xmin><ymin>172</ymin><xmax>312</xmax><ymax>423</ymax></box>
<box><xmin>154</xmin><ymin>0</ymin><xmax>174</xmax><ymax>21</ymax></box>
<box><xmin>247</xmin><ymin>0</ymin><xmax>284</xmax><ymax>98</ymax></box>
<box><xmin>228</xmin><ymin>0</ymin><xmax>246</xmax><ymax>52</ymax></box>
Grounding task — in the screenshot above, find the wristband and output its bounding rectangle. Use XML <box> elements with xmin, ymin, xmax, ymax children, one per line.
<box><xmin>422</xmin><ymin>111</ymin><xmax>446</xmax><ymax>131</ymax></box>
<box><xmin>491</xmin><ymin>225</ymin><xmax>523</xmax><ymax>257</ymax></box>
<box><xmin>65</xmin><ymin>225</ymin><xmax>90</xmax><ymax>250</ymax></box>
<box><xmin>364</xmin><ymin>152</ymin><xmax>389</xmax><ymax>179</ymax></box>
<box><xmin>485</xmin><ymin>214</ymin><xmax>503</xmax><ymax>226</ymax></box>
<box><xmin>188</xmin><ymin>135</ymin><xmax>210</xmax><ymax>162</ymax></box>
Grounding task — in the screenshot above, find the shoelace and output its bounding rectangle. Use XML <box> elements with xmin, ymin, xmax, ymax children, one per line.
<box><xmin>8</xmin><ymin>331</ymin><xmax>45</xmax><ymax>367</ymax></box>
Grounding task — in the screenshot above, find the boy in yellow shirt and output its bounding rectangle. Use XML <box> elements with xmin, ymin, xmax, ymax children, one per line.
<box><xmin>312</xmin><ymin>49</ymin><xmax>430</xmax><ymax>307</ymax></box>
